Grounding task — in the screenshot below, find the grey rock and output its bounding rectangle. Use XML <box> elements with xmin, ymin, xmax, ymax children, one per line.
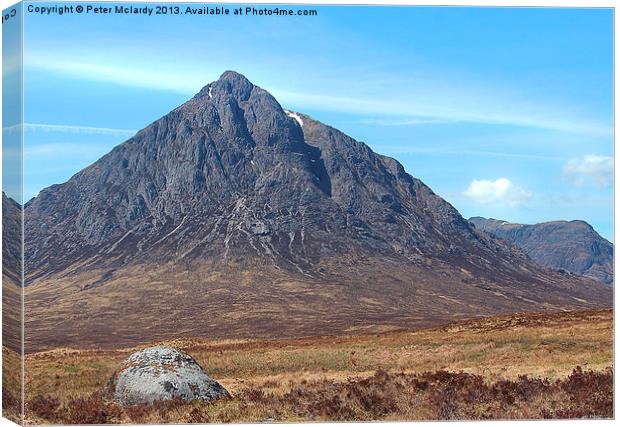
<box><xmin>246</xmin><ymin>220</ymin><xmax>270</xmax><ymax>235</ymax></box>
<box><xmin>106</xmin><ymin>346</ymin><xmax>229</xmax><ymax>406</ymax></box>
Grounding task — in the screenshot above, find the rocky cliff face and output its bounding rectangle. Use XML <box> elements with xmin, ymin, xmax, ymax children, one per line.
<box><xmin>469</xmin><ymin>217</ymin><xmax>613</xmax><ymax>285</ymax></box>
<box><xmin>20</xmin><ymin>71</ymin><xmax>612</xmax><ymax>351</ymax></box>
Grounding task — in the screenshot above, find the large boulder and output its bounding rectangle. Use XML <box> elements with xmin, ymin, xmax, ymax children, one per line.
<box><xmin>105</xmin><ymin>346</ymin><xmax>229</xmax><ymax>406</ymax></box>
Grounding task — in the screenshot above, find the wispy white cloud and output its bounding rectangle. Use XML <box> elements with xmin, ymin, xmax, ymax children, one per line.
<box><xmin>3</xmin><ymin>53</ymin><xmax>21</xmax><ymax>76</ymax></box>
<box><xmin>24</xmin><ymin>143</ymin><xmax>112</xmax><ymax>158</ymax></box>
<box><xmin>3</xmin><ymin>123</ymin><xmax>136</xmax><ymax>137</ymax></box>
<box><xmin>562</xmin><ymin>155</ymin><xmax>613</xmax><ymax>188</ymax></box>
<box><xmin>274</xmin><ymin>90</ymin><xmax>611</xmax><ymax>137</ymax></box>
<box><xmin>463</xmin><ymin>178</ymin><xmax>533</xmax><ymax>207</ymax></box>
<box><xmin>25</xmin><ymin>123</ymin><xmax>137</xmax><ymax>137</ymax></box>
<box><xmin>368</xmin><ymin>145</ymin><xmax>565</xmax><ymax>161</ymax></box>
<box><xmin>28</xmin><ymin>57</ymin><xmax>202</xmax><ymax>95</ymax></box>
<box><xmin>359</xmin><ymin>117</ymin><xmax>452</xmax><ymax>126</ymax></box>
<box><xmin>1</xmin><ymin>124</ymin><xmax>22</xmax><ymax>133</ymax></box>
<box><xmin>26</xmin><ymin>56</ymin><xmax>611</xmax><ymax>137</ymax></box>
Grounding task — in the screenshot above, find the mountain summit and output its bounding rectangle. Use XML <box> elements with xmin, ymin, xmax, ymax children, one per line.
<box><xmin>22</xmin><ymin>71</ymin><xmax>611</xmax><ymax>351</ymax></box>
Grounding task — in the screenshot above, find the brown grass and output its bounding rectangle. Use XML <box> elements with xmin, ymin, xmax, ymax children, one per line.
<box><xmin>24</xmin><ymin>367</ymin><xmax>613</xmax><ymax>423</ymax></box>
<box><xmin>24</xmin><ymin>255</ymin><xmax>612</xmax><ymax>352</ymax></box>
<box><xmin>2</xmin><ymin>344</ymin><xmax>22</xmax><ymax>424</ymax></box>
<box><xmin>18</xmin><ymin>308</ymin><xmax>613</xmax><ymax>423</ymax></box>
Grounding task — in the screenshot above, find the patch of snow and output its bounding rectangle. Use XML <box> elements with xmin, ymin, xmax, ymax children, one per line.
<box><xmin>208</xmin><ymin>86</ymin><xmax>213</xmax><ymax>99</ymax></box>
<box><xmin>251</xmin><ymin>160</ymin><xmax>255</xmax><ymax>166</ymax></box>
<box><xmin>285</xmin><ymin>110</ymin><xmax>304</xmax><ymax>127</ymax></box>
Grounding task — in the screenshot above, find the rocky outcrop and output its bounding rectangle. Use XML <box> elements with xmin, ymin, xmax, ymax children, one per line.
<box><xmin>106</xmin><ymin>347</ymin><xmax>229</xmax><ymax>406</ymax></box>
<box><xmin>470</xmin><ymin>217</ymin><xmax>613</xmax><ymax>285</ymax></box>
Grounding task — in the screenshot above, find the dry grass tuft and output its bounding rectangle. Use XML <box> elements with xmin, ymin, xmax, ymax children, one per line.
<box><xmin>26</xmin><ymin>394</ymin><xmax>123</xmax><ymax>424</ymax></box>
<box><xmin>283</xmin><ymin>368</ymin><xmax>613</xmax><ymax>420</ymax></box>
<box><xmin>23</xmin><ymin>367</ymin><xmax>613</xmax><ymax>423</ymax></box>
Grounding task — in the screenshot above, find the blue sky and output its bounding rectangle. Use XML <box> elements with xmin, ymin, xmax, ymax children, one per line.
<box><xmin>15</xmin><ymin>3</ymin><xmax>614</xmax><ymax>239</ymax></box>
<box><xmin>2</xmin><ymin>1</ymin><xmax>22</xmax><ymax>202</ymax></box>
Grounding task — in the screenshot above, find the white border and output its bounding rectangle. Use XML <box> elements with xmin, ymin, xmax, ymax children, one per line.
<box><xmin>0</xmin><ymin>1</ymin><xmax>616</xmax><ymax>427</ymax></box>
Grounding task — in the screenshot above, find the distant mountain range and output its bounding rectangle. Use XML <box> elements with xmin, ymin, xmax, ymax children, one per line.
<box><xmin>469</xmin><ymin>217</ymin><xmax>613</xmax><ymax>285</ymax></box>
<box><xmin>10</xmin><ymin>71</ymin><xmax>611</xmax><ymax>352</ymax></box>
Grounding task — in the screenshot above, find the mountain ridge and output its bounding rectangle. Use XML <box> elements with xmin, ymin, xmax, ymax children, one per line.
<box><xmin>469</xmin><ymin>216</ymin><xmax>613</xmax><ymax>285</ymax></box>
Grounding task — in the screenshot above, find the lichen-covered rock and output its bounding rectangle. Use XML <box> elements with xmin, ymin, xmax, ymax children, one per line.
<box><xmin>105</xmin><ymin>346</ymin><xmax>229</xmax><ymax>406</ymax></box>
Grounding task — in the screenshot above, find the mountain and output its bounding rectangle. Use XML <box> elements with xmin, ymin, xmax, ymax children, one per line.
<box><xmin>3</xmin><ymin>192</ymin><xmax>22</xmax><ymax>352</ymax></box>
<box><xmin>20</xmin><ymin>71</ymin><xmax>611</xmax><ymax>352</ymax></box>
<box><xmin>469</xmin><ymin>217</ymin><xmax>613</xmax><ymax>285</ymax></box>
<box><xmin>3</xmin><ymin>192</ymin><xmax>21</xmax><ymax>285</ymax></box>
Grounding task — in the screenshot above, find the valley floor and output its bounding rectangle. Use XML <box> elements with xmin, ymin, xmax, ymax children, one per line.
<box><xmin>3</xmin><ymin>308</ymin><xmax>613</xmax><ymax>423</ymax></box>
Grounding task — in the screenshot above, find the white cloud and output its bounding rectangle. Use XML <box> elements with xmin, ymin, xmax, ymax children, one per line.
<box><xmin>359</xmin><ymin>117</ymin><xmax>452</xmax><ymax>126</ymax></box>
<box><xmin>4</xmin><ymin>123</ymin><xmax>136</xmax><ymax>137</ymax></box>
<box><xmin>367</xmin><ymin>145</ymin><xmax>564</xmax><ymax>161</ymax></box>
<box><xmin>28</xmin><ymin>57</ymin><xmax>202</xmax><ymax>95</ymax></box>
<box><xmin>563</xmin><ymin>155</ymin><xmax>613</xmax><ymax>188</ymax></box>
<box><xmin>2</xmin><ymin>124</ymin><xmax>22</xmax><ymax>134</ymax></box>
<box><xmin>3</xmin><ymin>53</ymin><xmax>21</xmax><ymax>76</ymax></box>
<box><xmin>24</xmin><ymin>123</ymin><xmax>137</xmax><ymax>137</ymax></box>
<box><xmin>26</xmin><ymin>55</ymin><xmax>611</xmax><ymax>137</ymax></box>
<box><xmin>463</xmin><ymin>178</ymin><xmax>533</xmax><ymax>207</ymax></box>
<box><xmin>24</xmin><ymin>143</ymin><xmax>112</xmax><ymax>158</ymax></box>
<box><xmin>274</xmin><ymin>90</ymin><xmax>611</xmax><ymax>137</ymax></box>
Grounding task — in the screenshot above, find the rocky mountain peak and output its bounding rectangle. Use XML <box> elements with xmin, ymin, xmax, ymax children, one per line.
<box><xmin>193</xmin><ymin>70</ymin><xmax>255</xmax><ymax>102</ymax></box>
<box><xmin>218</xmin><ymin>69</ymin><xmax>255</xmax><ymax>96</ymax></box>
